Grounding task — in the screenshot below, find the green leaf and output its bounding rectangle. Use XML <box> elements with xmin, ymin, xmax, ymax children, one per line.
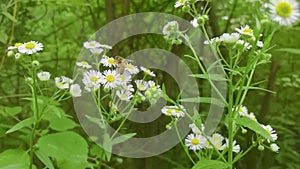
<box><xmin>35</xmin><ymin>150</ymin><xmax>55</xmax><ymax>169</ymax></box>
<box><xmin>0</xmin><ymin>31</ymin><xmax>8</xmax><ymax>43</ymax></box>
<box><xmin>1</xmin><ymin>11</ymin><xmax>17</xmax><ymax>22</ymax></box>
<box><xmin>90</xmin><ymin>144</ymin><xmax>104</xmax><ymax>158</ymax></box>
<box><xmin>189</xmin><ymin>74</ymin><xmax>226</xmax><ymax>81</ymax></box>
<box><xmin>103</xmin><ymin>133</ymin><xmax>112</xmax><ymax>161</ymax></box>
<box><xmin>37</xmin><ymin>131</ymin><xmax>89</xmax><ymax>169</ymax></box>
<box><xmin>0</xmin><ymin>106</ymin><xmax>22</xmax><ymax>116</ymax></box>
<box><xmin>112</xmin><ymin>133</ymin><xmax>136</xmax><ymax>145</ymax></box>
<box><xmin>179</xmin><ymin>97</ymin><xmax>224</xmax><ymax>105</ymax></box>
<box><xmin>192</xmin><ymin>159</ymin><xmax>227</xmax><ymax>169</ymax></box>
<box><xmin>6</xmin><ymin>117</ymin><xmax>33</xmax><ymax>134</ymax></box>
<box><xmin>276</xmin><ymin>48</ymin><xmax>300</xmax><ymax>55</ymax></box>
<box><xmin>235</xmin><ymin>117</ymin><xmax>273</xmax><ymax>141</ymax></box>
<box><xmin>49</xmin><ymin>116</ymin><xmax>78</xmax><ymax>131</ymax></box>
<box><xmin>0</xmin><ymin>149</ymin><xmax>29</xmax><ymax>169</ymax></box>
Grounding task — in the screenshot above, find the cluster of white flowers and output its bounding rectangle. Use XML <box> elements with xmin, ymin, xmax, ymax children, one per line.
<box><xmin>54</xmin><ymin>75</ymin><xmax>82</xmax><ymax>98</ymax></box>
<box><xmin>233</xmin><ymin>105</ymin><xmax>279</xmax><ymax>152</ymax></box>
<box><xmin>79</xmin><ymin>42</ymin><xmax>161</xmax><ymax>103</ymax></box>
<box><xmin>83</xmin><ymin>40</ymin><xmax>112</xmax><ymax>54</ymax></box>
<box><xmin>174</xmin><ymin>0</ymin><xmax>201</xmax><ymax>8</ymax></box>
<box><xmin>161</xmin><ymin>105</ymin><xmax>186</xmax><ymax>118</ymax></box>
<box><xmin>205</xmin><ymin>25</ymin><xmax>264</xmax><ymax>51</ymax></box>
<box><xmin>185</xmin><ymin>123</ymin><xmax>241</xmax><ymax>153</ymax></box>
<box><xmin>7</xmin><ymin>41</ymin><xmax>43</xmax><ymax>59</ymax></box>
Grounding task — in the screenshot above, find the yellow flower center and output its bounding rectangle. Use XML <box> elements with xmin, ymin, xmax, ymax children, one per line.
<box><xmin>138</xmin><ymin>84</ymin><xmax>144</xmax><ymax>89</ymax></box>
<box><xmin>119</xmin><ymin>75</ymin><xmax>125</xmax><ymax>81</ymax></box>
<box><xmin>15</xmin><ymin>43</ymin><xmax>22</xmax><ymax>47</ymax></box>
<box><xmin>191</xmin><ymin>138</ymin><xmax>200</xmax><ymax>145</ymax></box>
<box><xmin>81</xmin><ymin>61</ymin><xmax>89</xmax><ymax>65</ymax></box>
<box><xmin>243</xmin><ymin>28</ymin><xmax>253</xmax><ymax>35</ymax></box>
<box><xmin>25</xmin><ymin>42</ymin><xmax>36</xmax><ymax>49</ymax></box>
<box><xmin>127</xmin><ymin>64</ymin><xmax>134</xmax><ymax>69</ymax></box>
<box><xmin>108</xmin><ymin>58</ymin><xmax>115</xmax><ymax>64</ymax></box>
<box><xmin>120</xmin><ymin>94</ymin><xmax>127</xmax><ymax>99</ymax></box>
<box><xmin>90</xmin><ymin>76</ymin><xmax>99</xmax><ymax>83</ymax></box>
<box><xmin>106</xmin><ymin>74</ymin><xmax>114</xmax><ymax>82</ymax></box>
<box><xmin>276</xmin><ymin>2</ymin><xmax>293</xmax><ymax>18</ymax></box>
<box><xmin>166</xmin><ymin>109</ymin><xmax>173</xmax><ymax>115</ymax></box>
<box><xmin>89</xmin><ymin>42</ymin><xmax>95</xmax><ymax>46</ymax></box>
<box><xmin>174</xmin><ymin>109</ymin><xmax>181</xmax><ymax>114</ymax></box>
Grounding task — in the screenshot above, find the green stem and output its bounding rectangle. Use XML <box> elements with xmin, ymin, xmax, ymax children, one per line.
<box><xmin>227</xmin><ymin>48</ymin><xmax>234</xmax><ymax>169</ymax></box>
<box><xmin>174</xmin><ymin>122</ymin><xmax>196</xmax><ymax>164</ymax></box>
<box><xmin>29</xmin><ymin>68</ymin><xmax>39</xmax><ymax>169</ymax></box>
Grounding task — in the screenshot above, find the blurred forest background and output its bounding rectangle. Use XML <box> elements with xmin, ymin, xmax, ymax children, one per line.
<box><xmin>0</xmin><ymin>0</ymin><xmax>300</xmax><ymax>168</ymax></box>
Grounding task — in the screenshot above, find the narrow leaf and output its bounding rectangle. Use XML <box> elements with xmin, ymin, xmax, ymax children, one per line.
<box><xmin>276</xmin><ymin>48</ymin><xmax>300</xmax><ymax>55</ymax></box>
<box><xmin>180</xmin><ymin>97</ymin><xmax>224</xmax><ymax>105</ymax></box>
<box><xmin>35</xmin><ymin>150</ymin><xmax>55</xmax><ymax>169</ymax></box>
<box><xmin>235</xmin><ymin>117</ymin><xmax>273</xmax><ymax>141</ymax></box>
<box><xmin>6</xmin><ymin>117</ymin><xmax>33</xmax><ymax>134</ymax></box>
<box><xmin>112</xmin><ymin>133</ymin><xmax>136</xmax><ymax>145</ymax></box>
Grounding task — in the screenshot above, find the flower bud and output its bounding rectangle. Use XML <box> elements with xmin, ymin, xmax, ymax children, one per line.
<box><xmin>31</xmin><ymin>60</ymin><xmax>40</xmax><ymax>68</ymax></box>
<box><xmin>197</xmin><ymin>17</ymin><xmax>205</xmax><ymax>25</ymax></box>
<box><xmin>258</xmin><ymin>145</ymin><xmax>265</xmax><ymax>151</ymax></box>
<box><xmin>241</xmin><ymin>128</ymin><xmax>247</xmax><ymax>134</ymax></box>
<box><xmin>7</xmin><ymin>50</ymin><xmax>14</xmax><ymax>57</ymax></box>
<box><xmin>182</xmin><ymin>5</ymin><xmax>190</xmax><ymax>13</ymax></box>
<box><xmin>15</xmin><ymin>53</ymin><xmax>22</xmax><ymax>60</ymax></box>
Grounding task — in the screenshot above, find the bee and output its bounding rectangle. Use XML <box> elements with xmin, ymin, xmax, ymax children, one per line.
<box><xmin>115</xmin><ymin>56</ymin><xmax>129</xmax><ymax>74</ymax></box>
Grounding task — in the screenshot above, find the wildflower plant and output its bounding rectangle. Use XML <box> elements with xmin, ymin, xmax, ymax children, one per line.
<box><xmin>5</xmin><ymin>41</ymin><xmax>88</xmax><ymax>168</ymax></box>
<box><xmin>156</xmin><ymin>0</ymin><xmax>297</xmax><ymax>168</ymax></box>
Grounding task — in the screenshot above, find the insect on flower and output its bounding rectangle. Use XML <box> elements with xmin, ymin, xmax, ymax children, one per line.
<box><xmin>115</xmin><ymin>56</ymin><xmax>133</xmax><ymax>74</ymax></box>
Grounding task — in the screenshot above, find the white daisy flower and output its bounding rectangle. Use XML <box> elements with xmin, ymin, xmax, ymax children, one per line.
<box><xmin>220</xmin><ymin>33</ymin><xmax>240</xmax><ymax>44</ymax></box>
<box><xmin>161</xmin><ymin>106</ymin><xmax>175</xmax><ymax>116</ymax></box>
<box><xmin>101</xmin><ymin>57</ymin><xmax>116</xmax><ymax>67</ymax></box>
<box><xmin>233</xmin><ymin>105</ymin><xmax>248</xmax><ymax>117</ymax></box>
<box><xmin>269</xmin><ymin>0</ymin><xmax>300</xmax><ymax>25</ymax></box>
<box><xmin>140</xmin><ymin>66</ymin><xmax>156</xmax><ymax>77</ymax></box>
<box><xmin>55</xmin><ymin>76</ymin><xmax>73</xmax><ymax>89</ymax></box>
<box><xmin>119</xmin><ymin>71</ymin><xmax>132</xmax><ymax>85</ymax></box>
<box><xmin>82</xmin><ymin>70</ymin><xmax>102</xmax><ymax>91</ymax></box>
<box><xmin>76</xmin><ymin>61</ymin><xmax>92</xmax><ymax>69</ymax></box>
<box><xmin>121</xmin><ymin>84</ymin><xmax>135</xmax><ymax>92</ymax></box>
<box><xmin>83</xmin><ymin>40</ymin><xmax>101</xmax><ymax>49</ymax></box>
<box><xmin>18</xmin><ymin>41</ymin><xmax>43</xmax><ymax>55</ymax></box>
<box><xmin>235</xmin><ymin>25</ymin><xmax>254</xmax><ymax>37</ymax></box>
<box><xmin>135</xmin><ymin>80</ymin><xmax>149</xmax><ymax>91</ymax></box>
<box><xmin>116</xmin><ymin>90</ymin><xmax>133</xmax><ymax>102</ymax></box>
<box><xmin>172</xmin><ymin>105</ymin><xmax>186</xmax><ymax>118</ymax></box>
<box><xmin>206</xmin><ymin>133</ymin><xmax>224</xmax><ymax>150</ymax></box>
<box><xmin>162</xmin><ymin>21</ymin><xmax>179</xmax><ymax>36</ymax></box>
<box><xmin>37</xmin><ymin>71</ymin><xmax>51</xmax><ymax>81</ymax></box>
<box><xmin>189</xmin><ymin>123</ymin><xmax>204</xmax><ymax>135</ymax></box>
<box><xmin>270</xmin><ymin>143</ymin><xmax>280</xmax><ymax>153</ymax></box>
<box><xmin>90</xmin><ymin>48</ymin><xmax>103</xmax><ymax>54</ymax></box>
<box><xmin>261</xmin><ymin>124</ymin><xmax>278</xmax><ymax>142</ymax></box>
<box><xmin>70</xmin><ymin>84</ymin><xmax>82</xmax><ymax>97</ymax></box>
<box><xmin>185</xmin><ymin>133</ymin><xmax>206</xmax><ymax>151</ymax></box>
<box><xmin>125</xmin><ymin>63</ymin><xmax>139</xmax><ymax>74</ymax></box>
<box><xmin>8</xmin><ymin>43</ymin><xmax>23</xmax><ymax>50</ymax></box>
<box><xmin>248</xmin><ymin>112</ymin><xmax>257</xmax><ymax>122</ymax></box>
<box><xmin>222</xmin><ymin>139</ymin><xmax>241</xmax><ymax>153</ymax></box>
<box><xmin>99</xmin><ymin>69</ymin><xmax>121</xmax><ymax>89</ymax></box>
